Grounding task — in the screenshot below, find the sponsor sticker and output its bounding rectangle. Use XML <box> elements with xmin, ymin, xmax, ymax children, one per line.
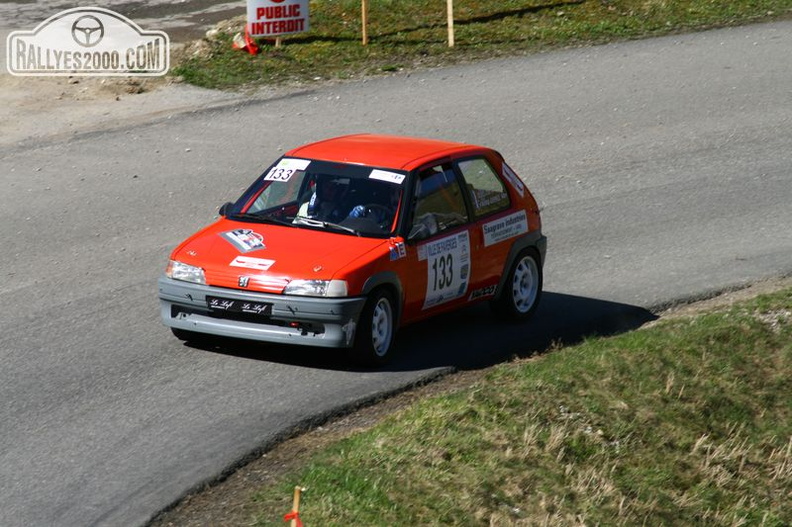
<box><xmin>468</xmin><ymin>284</ymin><xmax>497</xmax><ymax>301</ymax></box>
<box><xmin>420</xmin><ymin>231</ymin><xmax>471</xmax><ymax>309</ymax></box>
<box><xmin>221</xmin><ymin>229</ymin><xmax>265</xmax><ymax>253</ymax></box>
<box><xmin>370</xmin><ymin>169</ymin><xmax>406</xmax><ymax>185</ymax></box>
<box><xmin>502</xmin><ymin>163</ymin><xmax>526</xmax><ymax>197</ymax></box>
<box><xmin>230</xmin><ymin>255</ymin><xmax>276</xmax><ymax>271</ymax></box>
<box><xmin>389</xmin><ymin>240</ymin><xmax>407</xmax><ymax>261</ymax></box>
<box><xmin>482</xmin><ymin>210</ymin><xmax>528</xmax><ymax>247</ymax></box>
<box><xmin>264</xmin><ymin>157</ymin><xmax>311</xmax><ymax>182</ymax></box>
<box><xmin>471</xmin><ymin>188</ymin><xmax>508</xmax><ymax>210</ymax></box>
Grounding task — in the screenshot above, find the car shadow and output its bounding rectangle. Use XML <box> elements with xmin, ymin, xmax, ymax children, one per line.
<box><xmin>388</xmin><ymin>291</ymin><xmax>657</xmax><ymax>371</ymax></box>
<box><xmin>182</xmin><ymin>291</ymin><xmax>657</xmax><ymax>372</ymax></box>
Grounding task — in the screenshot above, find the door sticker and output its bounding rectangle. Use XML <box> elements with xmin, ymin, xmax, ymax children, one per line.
<box><xmin>482</xmin><ymin>210</ymin><xmax>528</xmax><ymax>247</ymax></box>
<box><xmin>418</xmin><ymin>231</ymin><xmax>470</xmax><ymax>309</ymax></box>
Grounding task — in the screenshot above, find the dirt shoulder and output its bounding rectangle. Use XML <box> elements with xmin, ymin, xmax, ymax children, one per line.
<box><xmin>0</xmin><ymin>69</ymin><xmax>242</xmax><ymax>149</ymax></box>
<box><xmin>0</xmin><ymin>26</ymin><xmax>245</xmax><ymax>149</ymax></box>
<box><xmin>0</xmin><ymin>0</ymin><xmax>254</xmax><ymax>148</ymax></box>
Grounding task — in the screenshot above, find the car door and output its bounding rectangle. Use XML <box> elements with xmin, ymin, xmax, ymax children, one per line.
<box><xmin>399</xmin><ymin>162</ymin><xmax>474</xmax><ymax>322</ymax></box>
<box><xmin>454</xmin><ymin>155</ymin><xmax>522</xmax><ymax>302</ymax></box>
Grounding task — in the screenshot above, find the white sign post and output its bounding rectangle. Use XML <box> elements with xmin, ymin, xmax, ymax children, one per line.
<box><xmin>246</xmin><ymin>0</ymin><xmax>309</xmax><ymax>40</ymax></box>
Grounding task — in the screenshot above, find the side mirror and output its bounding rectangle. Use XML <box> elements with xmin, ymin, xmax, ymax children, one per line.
<box><xmin>407</xmin><ymin>213</ymin><xmax>438</xmax><ymax>242</ymax></box>
<box><xmin>407</xmin><ymin>223</ymin><xmax>429</xmax><ymax>243</ymax></box>
<box><xmin>218</xmin><ymin>202</ymin><xmax>233</xmax><ymax>216</ymax></box>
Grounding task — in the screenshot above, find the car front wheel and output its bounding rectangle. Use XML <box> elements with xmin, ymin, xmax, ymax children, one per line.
<box><xmin>491</xmin><ymin>248</ymin><xmax>542</xmax><ymax>321</ymax></box>
<box><xmin>352</xmin><ymin>288</ymin><xmax>396</xmax><ymax>366</ymax></box>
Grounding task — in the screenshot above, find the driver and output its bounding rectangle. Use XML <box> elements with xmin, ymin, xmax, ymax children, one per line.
<box><xmin>298</xmin><ymin>177</ymin><xmax>350</xmax><ymax>222</ymax></box>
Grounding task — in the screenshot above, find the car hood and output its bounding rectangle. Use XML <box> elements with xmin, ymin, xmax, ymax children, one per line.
<box><xmin>171</xmin><ymin>219</ymin><xmax>388</xmax><ymax>293</ymax></box>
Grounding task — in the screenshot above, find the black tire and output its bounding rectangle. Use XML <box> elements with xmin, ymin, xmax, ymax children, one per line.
<box><xmin>352</xmin><ymin>289</ymin><xmax>397</xmax><ymax>366</ymax></box>
<box><xmin>491</xmin><ymin>248</ymin><xmax>542</xmax><ymax>321</ymax></box>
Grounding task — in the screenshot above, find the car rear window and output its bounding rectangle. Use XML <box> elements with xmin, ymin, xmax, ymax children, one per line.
<box><xmin>457</xmin><ymin>157</ymin><xmax>510</xmax><ymax>218</ymax></box>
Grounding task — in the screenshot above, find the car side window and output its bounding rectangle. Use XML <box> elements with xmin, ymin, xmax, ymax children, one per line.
<box><xmin>409</xmin><ymin>164</ymin><xmax>469</xmax><ymax>240</ymax></box>
<box><xmin>457</xmin><ymin>157</ymin><xmax>510</xmax><ymax>218</ymax></box>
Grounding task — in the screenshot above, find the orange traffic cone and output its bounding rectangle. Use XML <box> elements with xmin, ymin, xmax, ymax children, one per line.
<box><xmin>232</xmin><ymin>25</ymin><xmax>259</xmax><ymax>55</ymax></box>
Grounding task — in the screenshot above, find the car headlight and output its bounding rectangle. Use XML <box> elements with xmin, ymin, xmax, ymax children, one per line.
<box><xmin>283</xmin><ymin>279</ymin><xmax>348</xmax><ymax>297</ymax></box>
<box><xmin>166</xmin><ymin>260</ymin><xmax>206</xmax><ymax>285</ymax></box>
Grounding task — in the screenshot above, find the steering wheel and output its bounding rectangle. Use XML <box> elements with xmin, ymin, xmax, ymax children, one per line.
<box><xmin>362</xmin><ymin>204</ymin><xmax>392</xmax><ymax>225</ymax></box>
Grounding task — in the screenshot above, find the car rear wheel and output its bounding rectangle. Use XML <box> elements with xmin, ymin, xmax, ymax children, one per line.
<box><xmin>352</xmin><ymin>289</ymin><xmax>396</xmax><ymax>366</ymax></box>
<box><xmin>491</xmin><ymin>248</ymin><xmax>542</xmax><ymax>321</ymax></box>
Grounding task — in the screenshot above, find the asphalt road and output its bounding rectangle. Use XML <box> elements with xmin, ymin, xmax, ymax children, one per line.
<box><xmin>2</xmin><ymin>21</ymin><xmax>791</xmax><ymax>527</ymax></box>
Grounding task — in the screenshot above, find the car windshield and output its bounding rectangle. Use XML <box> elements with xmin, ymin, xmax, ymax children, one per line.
<box><xmin>228</xmin><ymin>158</ymin><xmax>407</xmax><ymax>238</ymax></box>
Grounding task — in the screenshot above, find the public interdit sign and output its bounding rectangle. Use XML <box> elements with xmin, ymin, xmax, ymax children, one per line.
<box><xmin>246</xmin><ymin>0</ymin><xmax>310</xmax><ymax>38</ymax></box>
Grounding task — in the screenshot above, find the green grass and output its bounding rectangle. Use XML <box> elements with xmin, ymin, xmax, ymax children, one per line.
<box><xmin>249</xmin><ymin>288</ymin><xmax>792</xmax><ymax>525</ymax></box>
<box><xmin>172</xmin><ymin>0</ymin><xmax>792</xmax><ymax>90</ymax></box>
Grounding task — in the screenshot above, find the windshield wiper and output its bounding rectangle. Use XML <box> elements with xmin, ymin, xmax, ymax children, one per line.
<box><xmin>229</xmin><ymin>212</ymin><xmax>293</xmax><ymax>227</ymax></box>
<box><xmin>293</xmin><ymin>216</ymin><xmax>361</xmax><ymax>236</ymax></box>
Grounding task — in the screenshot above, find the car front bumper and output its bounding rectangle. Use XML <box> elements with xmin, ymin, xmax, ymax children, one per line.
<box><xmin>158</xmin><ymin>276</ymin><xmax>367</xmax><ymax>348</ymax></box>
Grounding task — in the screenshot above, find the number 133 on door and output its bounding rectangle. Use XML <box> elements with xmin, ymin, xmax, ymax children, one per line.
<box><xmin>418</xmin><ymin>231</ymin><xmax>471</xmax><ymax>309</ymax></box>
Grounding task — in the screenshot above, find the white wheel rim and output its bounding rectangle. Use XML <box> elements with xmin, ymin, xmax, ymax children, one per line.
<box><xmin>512</xmin><ymin>256</ymin><xmax>539</xmax><ymax>313</ymax></box>
<box><xmin>371</xmin><ymin>297</ymin><xmax>393</xmax><ymax>357</ymax></box>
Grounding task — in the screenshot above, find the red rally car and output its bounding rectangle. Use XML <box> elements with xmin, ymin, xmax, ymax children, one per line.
<box><xmin>158</xmin><ymin>134</ymin><xmax>547</xmax><ymax>365</ymax></box>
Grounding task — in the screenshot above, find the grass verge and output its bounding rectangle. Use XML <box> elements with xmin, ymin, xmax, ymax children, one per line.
<box><xmin>172</xmin><ymin>0</ymin><xmax>792</xmax><ymax>90</ymax></box>
<box><xmin>240</xmin><ymin>287</ymin><xmax>792</xmax><ymax>526</ymax></box>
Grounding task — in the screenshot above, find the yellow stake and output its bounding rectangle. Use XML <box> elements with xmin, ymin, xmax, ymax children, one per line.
<box><xmin>361</xmin><ymin>0</ymin><xmax>369</xmax><ymax>45</ymax></box>
<box><xmin>288</xmin><ymin>486</ymin><xmax>305</xmax><ymax>527</ymax></box>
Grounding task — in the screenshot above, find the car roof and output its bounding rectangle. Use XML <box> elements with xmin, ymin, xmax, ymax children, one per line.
<box><xmin>284</xmin><ymin>134</ymin><xmax>491</xmax><ymax>171</ymax></box>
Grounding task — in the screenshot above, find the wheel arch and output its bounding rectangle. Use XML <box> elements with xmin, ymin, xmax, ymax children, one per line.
<box><xmin>492</xmin><ymin>231</ymin><xmax>547</xmax><ymax>303</ymax></box>
<box><xmin>361</xmin><ymin>271</ymin><xmax>404</xmax><ymax>327</ymax></box>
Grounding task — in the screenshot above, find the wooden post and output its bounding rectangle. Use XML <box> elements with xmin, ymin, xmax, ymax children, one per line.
<box><xmin>447</xmin><ymin>0</ymin><xmax>454</xmax><ymax>47</ymax></box>
<box><xmin>361</xmin><ymin>0</ymin><xmax>369</xmax><ymax>45</ymax></box>
<box><xmin>275</xmin><ymin>37</ymin><xmax>282</xmax><ymax>48</ymax></box>
<box><xmin>288</xmin><ymin>486</ymin><xmax>304</xmax><ymax>527</ymax></box>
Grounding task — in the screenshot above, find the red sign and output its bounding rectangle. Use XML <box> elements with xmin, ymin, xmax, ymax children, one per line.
<box><xmin>247</xmin><ymin>0</ymin><xmax>309</xmax><ymax>38</ymax></box>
